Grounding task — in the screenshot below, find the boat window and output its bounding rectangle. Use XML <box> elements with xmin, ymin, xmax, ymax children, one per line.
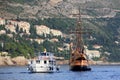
<box><xmin>47</xmin><ymin>53</ymin><xmax>49</xmax><ymax>56</ymax></box>
<box><xmin>49</xmin><ymin>60</ymin><xmax>52</xmax><ymax>64</ymax></box>
<box><xmin>40</xmin><ymin>53</ymin><xmax>46</xmax><ymax>56</ymax></box>
<box><xmin>44</xmin><ymin>60</ymin><xmax>47</xmax><ymax>64</ymax></box>
<box><xmin>40</xmin><ymin>52</ymin><xmax>50</xmax><ymax>56</ymax></box>
<box><xmin>49</xmin><ymin>60</ymin><xmax>51</xmax><ymax>63</ymax></box>
<box><xmin>36</xmin><ymin>60</ymin><xmax>40</xmax><ymax>63</ymax></box>
<box><xmin>31</xmin><ymin>61</ymin><xmax>33</xmax><ymax>64</ymax></box>
<box><xmin>49</xmin><ymin>60</ymin><xmax>54</xmax><ymax>64</ymax></box>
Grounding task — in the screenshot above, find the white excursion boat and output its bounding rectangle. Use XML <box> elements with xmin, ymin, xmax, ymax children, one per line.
<box><xmin>27</xmin><ymin>51</ymin><xmax>60</xmax><ymax>73</ymax></box>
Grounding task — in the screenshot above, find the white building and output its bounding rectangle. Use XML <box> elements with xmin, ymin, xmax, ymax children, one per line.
<box><xmin>35</xmin><ymin>25</ymin><xmax>50</xmax><ymax>36</ymax></box>
<box><xmin>7</xmin><ymin>34</ymin><xmax>13</xmax><ymax>38</ymax></box>
<box><xmin>35</xmin><ymin>25</ymin><xmax>63</xmax><ymax>37</ymax></box>
<box><xmin>0</xmin><ymin>18</ymin><xmax>5</xmax><ymax>25</ymax></box>
<box><xmin>0</xmin><ymin>30</ymin><xmax>6</xmax><ymax>35</ymax></box>
<box><xmin>5</xmin><ymin>24</ymin><xmax>16</xmax><ymax>33</ymax></box>
<box><xmin>84</xmin><ymin>46</ymin><xmax>101</xmax><ymax>59</ymax></box>
<box><xmin>50</xmin><ymin>29</ymin><xmax>62</xmax><ymax>36</ymax></box>
<box><xmin>18</xmin><ymin>21</ymin><xmax>30</xmax><ymax>34</ymax></box>
<box><xmin>7</xmin><ymin>20</ymin><xmax>18</xmax><ymax>26</ymax></box>
<box><xmin>93</xmin><ymin>44</ymin><xmax>102</xmax><ymax>49</ymax></box>
<box><xmin>86</xmin><ymin>50</ymin><xmax>101</xmax><ymax>59</ymax></box>
<box><xmin>49</xmin><ymin>38</ymin><xmax>59</xmax><ymax>42</ymax></box>
<box><xmin>63</xmin><ymin>43</ymin><xmax>70</xmax><ymax>50</ymax></box>
<box><xmin>34</xmin><ymin>39</ymin><xmax>44</xmax><ymax>44</ymax></box>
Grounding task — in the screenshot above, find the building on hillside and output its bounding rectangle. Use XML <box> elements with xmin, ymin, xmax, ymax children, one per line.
<box><xmin>7</xmin><ymin>20</ymin><xmax>18</xmax><ymax>26</ymax></box>
<box><xmin>86</xmin><ymin>49</ymin><xmax>101</xmax><ymax>59</ymax></box>
<box><xmin>35</xmin><ymin>25</ymin><xmax>50</xmax><ymax>36</ymax></box>
<box><xmin>93</xmin><ymin>44</ymin><xmax>102</xmax><ymax>49</ymax></box>
<box><xmin>35</xmin><ymin>25</ymin><xmax>63</xmax><ymax>37</ymax></box>
<box><xmin>58</xmin><ymin>47</ymin><xmax>64</xmax><ymax>51</ymax></box>
<box><xmin>34</xmin><ymin>39</ymin><xmax>44</xmax><ymax>44</ymax></box>
<box><xmin>7</xmin><ymin>34</ymin><xmax>13</xmax><ymax>38</ymax></box>
<box><xmin>0</xmin><ymin>18</ymin><xmax>5</xmax><ymax>25</ymax></box>
<box><xmin>49</xmin><ymin>38</ymin><xmax>59</xmax><ymax>42</ymax></box>
<box><xmin>84</xmin><ymin>45</ymin><xmax>101</xmax><ymax>59</ymax></box>
<box><xmin>63</xmin><ymin>43</ymin><xmax>70</xmax><ymax>50</ymax></box>
<box><xmin>115</xmin><ymin>41</ymin><xmax>119</xmax><ymax>44</ymax></box>
<box><xmin>5</xmin><ymin>24</ymin><xmax>16</xmax><ymax>33</ymax></box>
<box><xmin>0</xmin><ymin>30</ymin><xmax>6</xmax><ymax>35</ymax></box>
<box><xmin>50</xmin><ymin>29</ymin><xmax>62</xmax><ymax>36</ymax></box>
<box><xmin>18</xmin><ymin>21</ymin><xmax>30</xmax><ymax>35</ymax></box>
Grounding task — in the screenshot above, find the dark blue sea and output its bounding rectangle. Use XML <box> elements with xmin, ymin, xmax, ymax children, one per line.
<box><xmin>0</xmin><ymin>65</ymin><xmax>120</xmax><ymax>80</ymax></box>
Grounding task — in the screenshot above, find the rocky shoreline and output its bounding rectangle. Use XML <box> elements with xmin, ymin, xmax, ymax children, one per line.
<box><xmin>0</xmin><ymin>56</ymin><xmax>120</xmax><ymax>66</ymax></box>
<box><xmin>0</xmin><ymin>56</ymin><xmax>69</xmax><ymax>66</ymax></box>
<box><xmin>0</xmin><ymin>56</ymin><xmax>28</xmax><ymax>66</ymax></box>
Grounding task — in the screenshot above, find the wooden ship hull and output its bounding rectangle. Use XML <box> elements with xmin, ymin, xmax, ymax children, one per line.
<box><xmin>70</xmin><ymin>49</ymin><xmax>91</xmax><ymax>71</ymax></box>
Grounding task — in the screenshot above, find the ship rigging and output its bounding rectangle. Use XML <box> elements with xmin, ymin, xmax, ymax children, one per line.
<box><xmin>69</xmin><ymin>8</ymin><xmax>91</xmax><ymax>71</ymax></box>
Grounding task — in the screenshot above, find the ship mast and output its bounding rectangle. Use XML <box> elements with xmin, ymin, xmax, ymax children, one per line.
<box><xmin>71</xmin><ymin>7</ymin><xmax>85</xmax><ymax>54</ymax></box>
<box><xmin>76</xmin><ymin>8</ymin><xmax>84</xmax><ymax>53</ymax></box>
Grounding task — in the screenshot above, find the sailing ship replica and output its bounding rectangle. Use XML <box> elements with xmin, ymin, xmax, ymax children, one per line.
<box><xmin>69</xmin><ymin>8</ymin><xmax>91</xmax><ymax>71</ymax></box>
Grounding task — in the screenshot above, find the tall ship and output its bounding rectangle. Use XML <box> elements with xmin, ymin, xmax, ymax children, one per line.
<box><xmin>27</xmin><ymin>50</ymin><xmax>59</xmax><ymax>73</ymax></box>
<box><xmin>69</xmin><ymin>8</ymin><xmax>91</xmax><ymax>71</ymax></box>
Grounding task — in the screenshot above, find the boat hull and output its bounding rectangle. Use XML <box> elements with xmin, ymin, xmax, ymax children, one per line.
<box><xmin>28</xmin><ymin>66</ymin><xmax>55</xmax><ymax>73</ymax></box>
<box><xmin>70</xmin><ymin>65</ymin><xmax>91</xmax><ymax>71</ymax></box>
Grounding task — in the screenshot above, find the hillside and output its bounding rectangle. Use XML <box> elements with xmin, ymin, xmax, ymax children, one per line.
<box><xmin>0</xmin><ymin>0</ymin><xmax>120</xmax><ymax>62</ymax></box>
<box><xmin>0</xmin><ymin>0</ymin><xmax>120</xmax><ymax>19</ymax></box>
<box><xmin>0</xmin><ymin>16</ymin><xmax>120</xmax><ymax>62</ymax></box>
